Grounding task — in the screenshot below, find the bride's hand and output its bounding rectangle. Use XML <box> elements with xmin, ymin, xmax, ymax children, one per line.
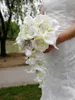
<box><xmin>44</xmin><ymin>23</ymin><xmax>75</xmax><ymax>53</ymax></box>
<box><xmin>43</xmin><ymin>45</ymin><xmax>54</xmax><ymax>53</ymax></box>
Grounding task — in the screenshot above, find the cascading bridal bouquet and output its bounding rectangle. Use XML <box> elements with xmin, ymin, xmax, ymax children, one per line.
<box><xmin>16</xmin><ymin>14</ymin><xmax>60</xmax><ymax>83</ymax></box>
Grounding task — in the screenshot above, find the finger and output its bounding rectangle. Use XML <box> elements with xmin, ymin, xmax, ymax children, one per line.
<box><xmin>43</xmin><ymin>45</ymin><xmax>54</xmax><ymax>53</ymax></box>
<box><xmin>43</xmin><ymin>48</ymin><xmax>50</xmax><ymax>53</ymax></box>
<box><xmin>49</xmin><ymin>45</ymin><xmax>54</xmax><ymax>48</ymax></box>
<box><xmin>43</xmin><ymin>47</ymin><xmax>52</xmax><ymax>53</ymax></box>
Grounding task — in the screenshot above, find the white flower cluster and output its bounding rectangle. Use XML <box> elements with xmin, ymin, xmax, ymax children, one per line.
<box><xmin>16</xmin><ymin>14</ymin><xmax>60</xmax><ymax>83</ymax></box>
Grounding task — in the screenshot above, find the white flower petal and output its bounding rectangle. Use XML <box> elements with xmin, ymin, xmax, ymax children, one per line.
<box><xmin>25</xmin><ymin>48</ymin><xmax>32</xmax><ymax>57</ymax></box>
<box><xmin>32</xmin><ymin>36</ymin><xmax>48</xmax><ymax>52</ymax></box>
<box><xmin>34</xmin><ymin>65</ymin><xmax>47</xmax><ymax>73</ymax></box>
<box><xmin>24</xmin><ymin>15</ymin><xmax>35</xmax><ymax>25</ymax></box>
<box><xmin>25</xmin><ymin>69</ymin><xmax>35</xmax><ymax>73</ymax></box>
<box><xmin>34</xmin><ymin>14</ymin><xmax>50</xmax><ymax>24</ymax></box>
<box><xmin>26</xmin><ymin>57</ymin><xmax>36</xmax><ymax>65</ymax></box>
<box><xmin>26</xmin><ymin>26</ymin><xmax>38</xmax><ymax>39</ymax></box>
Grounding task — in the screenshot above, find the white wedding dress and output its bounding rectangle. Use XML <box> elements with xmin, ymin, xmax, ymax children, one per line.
<box><xmin>39</xmin><ymin>0</ymin><xmax>75</xmax><ymax>100</ymax></box>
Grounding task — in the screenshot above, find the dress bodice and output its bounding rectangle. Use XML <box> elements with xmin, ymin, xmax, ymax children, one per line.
<box><xmin>42</xmin><ymin>0</ymin><xmax>75</xmax><ymax>32</ymax></box>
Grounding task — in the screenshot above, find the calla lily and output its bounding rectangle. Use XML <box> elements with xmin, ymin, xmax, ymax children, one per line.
<box><xmin>34</xmin><ymin>64</ymin><xmax>47</xmax><ymax>74</ymax></box>
<box><xmin>19</xmin><ymin>24</ymin><xmax>38</xmax><ymax>40</ymax></box>
<box><xmin>16</xmin><ymin>34</ymin><xmax>25</xmax><ymax>51</ymax></box>
<box><xmin>24</xmin><ymin>15</ymin><xmax>35</xmax><ymax>26</ymax></box>
<box><xmin>32</xmin><ymin>36</ymin><xmax>48</xmax><ymax>52</ymax></box>
<box><xmin>25</xmin><ymin>47</ymin><xmax>32</xmax><ymax>57</ymax></box>
<box><xmin>43</xmin><ymin>31</ymin><xmax>59</xmax><ymax>49</ymax></box>
<box><xmin>26</xmin><ymin>26</ymin><xmax>39</xmax><ymax>39</ymax></box>
<box><xmin>34</xmin><ymin>14</ymin><xmax>50</xmax><ymax>24</ymax></box>
<box><xmin>26</xmin><ymin>56</ymin><xmax>36</xmax><ymax>65</ymax></box>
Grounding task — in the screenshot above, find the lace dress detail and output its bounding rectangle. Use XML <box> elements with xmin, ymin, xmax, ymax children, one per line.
<box><xmin>40</xmin><ymin>0</ymin><xmax>75</xmax><ymax>100</ymax></box>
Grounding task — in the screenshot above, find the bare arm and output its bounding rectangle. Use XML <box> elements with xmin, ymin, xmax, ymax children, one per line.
<box><xmin>57</xmin><ymin>23</ymin><xmax>75</xmax><ymax>44</ymax></box>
